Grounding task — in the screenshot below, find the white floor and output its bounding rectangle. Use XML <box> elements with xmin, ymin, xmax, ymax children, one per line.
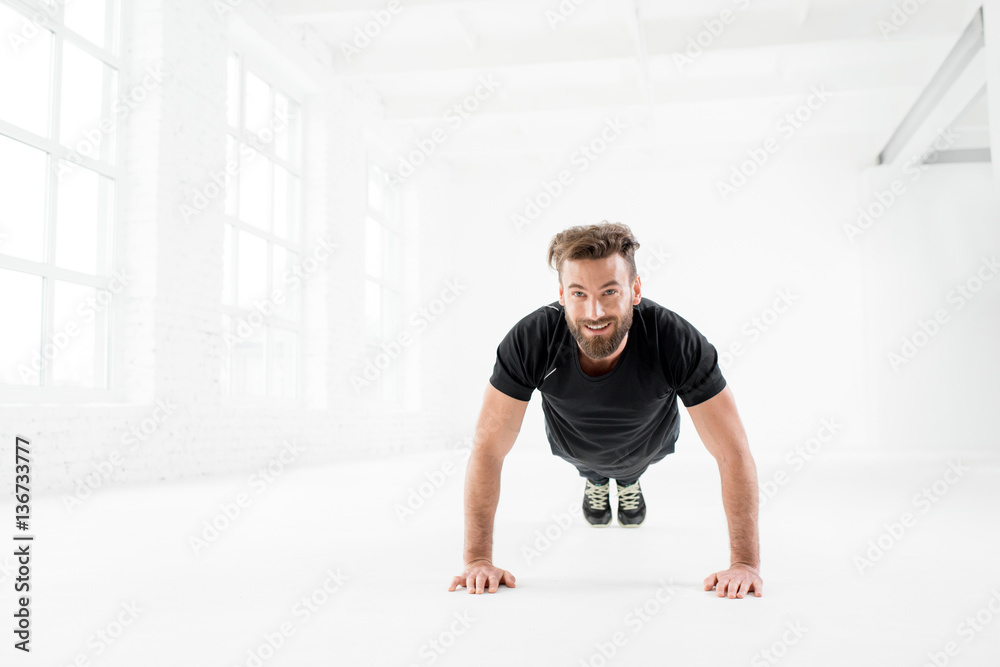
<box><xmin>3</xmin><ymin>442</ymin><xmax>1000</xmax><ymax>667</ymax></box>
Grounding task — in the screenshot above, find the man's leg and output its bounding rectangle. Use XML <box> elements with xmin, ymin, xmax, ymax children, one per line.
<box><xmin>614</xmin><ymin>429</ymin><xmax>679</xmax><ymax>527</ymax></box>
<box><xmin>575</xmin><ymin>464</ymin><xmax>610</xmax><ymax>485</ymax></box>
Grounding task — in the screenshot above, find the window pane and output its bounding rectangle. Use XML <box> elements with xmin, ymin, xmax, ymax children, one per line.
<box><xmin>274</xmin><ymin>92</ymin><xmax>289</xmax><ymax>161</ymax></box>
<box><xmin>365</xmin><ymin>279</ymin><xmax>381</xmax><ymax>340</ymax></box>
<box><xmin>55</xmin><ymin>162</ymin><xmax>112</xmax><ymax>275</ymax></box>
<box><xmin>222</xmin><ymin>223</ymin><xmax>234</xmax><ymax>305</ymax></box>
<box><xmin>0</xmin><ymin>135</ymin><xmax>47</xmax><ymax>262</ymax></box>
<box><xmin>384</xmin><ymin>228</ymin><xmax>401</xmax><ymax>287</ymax></box>
<box><xmin>0</xmin><ymin>269</ymin><xmax>43</xmax><ymax>385</ymax></box>
<box><xmin>367</xmin><ymin>165</ymin><xmax>383</xmax><ymax>212</ymax></box>
<box><xmin>365</xmin><ymin>217</ymin><xmax>382</xmax><ymax>280</ymax></box>
<box><xmin>51</xmin><ymin>280</ymin><xmax>106</xmax><ymax>388</ymax></box>
<box><xmin>225</xmin><ymin>134</ymin><xmax>239</xmax><ymax>216</ymax></box>
<box><xmin>237</xmin><ymin>230</ymin><xmax>267</xmax><ymax>309</ymax></box>
<box><xmin>230</xmin><ymin>322</ymin><xmax>265</xmax><ymax>396</ymax></box>
<box><xmin>60</xmin><ymin>42</ymin><xmax>113</xmax><ymax>160</ymax></box>
<box><xmin>288</xmin><ymin>174</ymin><xmax>300</xmax><ymax>243</ymax></box>
<box><xmin>385</xmin><ymin>182</ymin><xmax>399</xmax><ymax>222</ymax></box>
<box><xmin>382</xmin><ymin>288</ymin><xmax>399</xmax><ymax>337</ymax></box>
<box><xmin>0</xmin><ymin>4</ymin><xmax>52</xmax><ymax>137</ymax></box>
<box><xmin>271</xmin><ymin>246</ymin><xmax>297</xmax><ymax>321</ymax></box>
<box><xmin>274</xmin><ymin>164</ymin><xmax>288</xmax><ymax>239</ymax></box>
<box><xmin>287</xmin><ymin>100</ymin><xmax>301</xmax><ymax>166</ymax></box>
<box><xmin>221</xmin><ymin>313</ymin><xmax>231</xmax><ymax>393</ymax></box>
<box><xmin>244</xmin><ymin>71</ymin><xmax>272</xmax><ymax>141</ymax></box>
<box><xmin>64</xmin><ymin>0</ymin><xmax>108</xmax><ymax>49</ymax></box>
<box><xmin>273</xmin><ymin>168</ymin><xmax>301</xmax><ymax>243</ymax></box>
<box><xmin>274</xmin><ymin>96</ymin><xmax>300</xmax><ymax>165</ymax></box>
<box><xmin>239</xmin><ymin>147</ymin><xmax>271</xmax><ymax>231</ymax></box>
<box><xmin>226</xmin><ymin>54</ymin><xmax>240</xmax><ymax>129</ymax></box>
<box><xmin>268</xmin><ymin>327</ymin><xmax>296</xmax><ymax>399</ymax></box>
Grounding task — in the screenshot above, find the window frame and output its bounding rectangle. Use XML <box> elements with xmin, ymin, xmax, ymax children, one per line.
<box><xmin>0</xmin><ymin>0</ymin><xmax>126</xmax><ymax>403</ymax></box>
<box><xmin>220</xmin><ymin>50</ymin><xmax>306</xmax><ymax>404</ymax></box>
<box><xmin>363</xmin><ymin>156</ymin><xmax>405</xmax><ymax>406</ymax></box>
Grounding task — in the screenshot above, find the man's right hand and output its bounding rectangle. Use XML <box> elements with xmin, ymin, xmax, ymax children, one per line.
<box><xmin>447</xmin><ymin>559</ymin><xmax>516</xmax><ymax>594</ymax></box>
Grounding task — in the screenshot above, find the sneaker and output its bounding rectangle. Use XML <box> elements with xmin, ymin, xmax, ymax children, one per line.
<box><xmin>582</xmin><ymin>479</ymin><xmax>611</xmax><ymax>526</ymax></box>
<box><xmin>616</xmin><ymin>480</ymin><xmax>646</xmax><ymax>527</ymax></box>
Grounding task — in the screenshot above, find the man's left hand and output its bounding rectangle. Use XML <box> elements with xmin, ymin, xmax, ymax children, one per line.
<box><xmin>704</xmin><ymin>564</ymin><xmax>762</xmax><ymax>598</ymax></box>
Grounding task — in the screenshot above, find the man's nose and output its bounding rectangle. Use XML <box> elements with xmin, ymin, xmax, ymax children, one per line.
<box><xmin>584</xmin><ymin>299</ymin><xmax>606</xmax><ymax>321</ymax></box>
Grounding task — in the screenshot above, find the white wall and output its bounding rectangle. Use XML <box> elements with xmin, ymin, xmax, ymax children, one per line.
<box><xmin>857</xmin><ymin>162</ymin><xmax>1000</xmax><ymax>455</ymax></box>
<box><xmin>418</xmin><ymin>150</ymin><xmax>999</xmax><ymax>467</ymax></box>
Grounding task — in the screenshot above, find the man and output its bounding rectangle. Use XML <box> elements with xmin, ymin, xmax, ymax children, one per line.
<box><xmin>447</xmin><ymin>222</ymin><xmax>762</xmax><ymax>598</ymax></box>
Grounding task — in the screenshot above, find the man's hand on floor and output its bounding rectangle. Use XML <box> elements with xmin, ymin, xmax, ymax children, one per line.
<box><xmin>704</xmin><ymin>563</ymin><xmax>763</xmax><ymax>598</ymax></box>
<box><xmin>448</xmin><ymin>559</ymin><xmax>516</xmax><ymax>594</ymax></box>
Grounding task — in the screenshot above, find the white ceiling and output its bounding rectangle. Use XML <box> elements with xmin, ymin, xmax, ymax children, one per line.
<box><xmin>272</xmin><ymin>0</ymin><xmax>989</xmax><ymax>174</ymax></box>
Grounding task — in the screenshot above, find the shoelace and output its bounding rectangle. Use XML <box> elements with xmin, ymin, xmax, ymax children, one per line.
<box><xmin>617</xmin><ymin>482</ymin><xmax>642</xmax><ymax>511</ymax></box>
<box><xmin>584</xmin><ymin>481</ymin><xmax>610</xmax><ymax>510</ymax></box>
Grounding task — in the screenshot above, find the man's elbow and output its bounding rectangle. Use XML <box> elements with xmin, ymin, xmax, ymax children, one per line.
<box><xmin>712</xmin><ymin>439</ymin><xmax>756</xmax><ymax>473</ymax></box>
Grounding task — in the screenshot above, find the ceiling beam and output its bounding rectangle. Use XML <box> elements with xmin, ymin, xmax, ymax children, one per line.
<box><xmin>878</xmin><ymin>8</ymin><xmax>986</xmax><ymax>165</ymax></box>
<box><xmin>318</xmin><ymin>1</ymin><xmax>977</xmax><ymax>79</ymax></box>
<box><xmin>986</xmin><ymin>0</ymin><xmax>1000</xmax><ymax>178</ymax></box>
<box><xmin>623</xmin><ymin>0</ymin><xmax>655</xmax><ymax>135</ymax></box>
<box><xmin>272</xmin><ymin>0</ymin><xmax>532</xmax><ymax>24</ymax></box>
<box><xmin>377</xmin><ymin>43</ymin><xmax>951</xmax><ymax>123</ymax></box>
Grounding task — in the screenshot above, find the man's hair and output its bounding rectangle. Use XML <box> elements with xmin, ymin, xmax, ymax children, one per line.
<box><xmin>547</xmin><ymin>221</ymin><xmax>641</xmax><ymax>285</ymax></box>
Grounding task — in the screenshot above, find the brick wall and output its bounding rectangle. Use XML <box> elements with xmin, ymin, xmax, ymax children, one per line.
<box><xmin>0</xmin><ymin>0</ymin><xmax>455</xmax><ymax>497</ymax></box>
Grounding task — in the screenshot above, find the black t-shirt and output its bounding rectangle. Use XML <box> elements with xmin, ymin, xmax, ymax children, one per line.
<box><xmin>488</xmin><ymin>298</ymin><xmax>727</xmax><ymax>479</ymax></box>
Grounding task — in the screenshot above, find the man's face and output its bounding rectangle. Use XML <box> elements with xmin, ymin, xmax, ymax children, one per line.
<box><xmin>558</xmin><ymin>255</ymin><xmax>641</xmax><ymax>361</ymax></box>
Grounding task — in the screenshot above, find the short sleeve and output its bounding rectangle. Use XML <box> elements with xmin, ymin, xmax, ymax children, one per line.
<box><xmin>488</xmin><ymin>311</ymin><xmax>549</xmax><ymax>401</ymax></box>
<box><xmin>662</xmin><ymin>311</ymin><xmax>727</xmax><ymax>408</ymax></box>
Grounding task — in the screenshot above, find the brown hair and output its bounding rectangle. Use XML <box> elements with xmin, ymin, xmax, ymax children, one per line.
<box><xmin>547</xmin><ymin>221</ymin><xmax>640</xmax><ymax>285</ymax></box>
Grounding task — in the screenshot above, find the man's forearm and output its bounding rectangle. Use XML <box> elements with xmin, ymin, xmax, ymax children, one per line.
<box><xmin>463</xmin><ymin>451</ymin><xmax>504</xmax><ymax>564</ymax></box>
<box><xmin>718</xmin><ymin>455</ymin><xmax>760</xmax><ymax>569</ymax></box>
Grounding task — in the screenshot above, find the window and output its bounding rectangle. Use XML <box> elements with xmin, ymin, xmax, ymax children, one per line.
<box><xmin>221</xmin><ymin>52</ymin><xmax>303</xmax><ymax>400</ymax></box>
<box><xmin>365</xmin><ymin>162</ymin><xmax>403</xmax><ymax>405</ymax></box>
<box><xmin>0</xmin><ymin>0</ymin><xmax>121</xmax><ymax>392</ymax></box>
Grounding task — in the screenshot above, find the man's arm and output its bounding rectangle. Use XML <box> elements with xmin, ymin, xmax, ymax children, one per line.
<box><xmin>686</xmin><ymin>384</ymin><xmax>764</xmax><ymax>598</ymax></box>
<box><xmin>448</xmin><ymin>383</ymin><xmax>528</xmax><ymax>594</ymax></box>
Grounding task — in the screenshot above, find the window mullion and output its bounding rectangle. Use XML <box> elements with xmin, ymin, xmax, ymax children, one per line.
<box><xmin>39</xmin><ymin>274</ymin><xmax>54</xmax><ymax>386</ymax></box>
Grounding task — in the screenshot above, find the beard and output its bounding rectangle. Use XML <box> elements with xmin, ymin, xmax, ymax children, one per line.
<box><xmin>566</xmin><ymin>306</ymin><xmax>633</xmax><ymax>361</ymax></box>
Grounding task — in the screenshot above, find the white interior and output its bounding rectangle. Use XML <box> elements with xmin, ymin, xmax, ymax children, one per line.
<box><xmin>1</xmin><ymin>0</ymin><xmax>999</xmax><ymax>664</ymax></box>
